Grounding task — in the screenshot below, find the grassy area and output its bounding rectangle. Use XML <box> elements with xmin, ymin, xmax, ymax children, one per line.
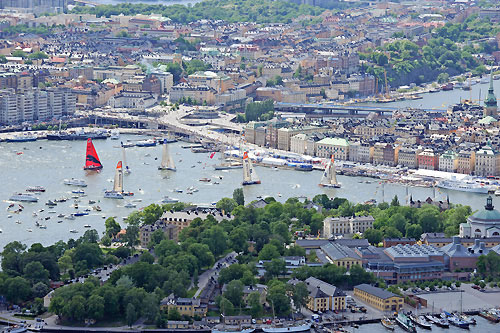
<box><xmin>207</xmin><ymin>310</ymin><xmax>220</xmax><ymax>317</ymax></box>
<box><xmin>186</xmin><ymin>287</ymin><xmax>197</xmax><ymax>298</ymax></box>
<box><xmin>13</xmin><ymin>314</ymin><xmax>36</xmax><ymax>320</ymax></box>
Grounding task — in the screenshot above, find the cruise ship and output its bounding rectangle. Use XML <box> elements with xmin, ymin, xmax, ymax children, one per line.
<box><xmin>437</xmin><ymin>177</ymin><xmax>494</xmax><ymax>194</ymax></box>
<box><xmin>9</xmin><ymin>193</ymin><xmax>38</xmax><ymax>202</ymax></box>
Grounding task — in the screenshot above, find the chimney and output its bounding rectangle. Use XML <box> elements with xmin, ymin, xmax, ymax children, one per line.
<box><xmin>452</xmin><ymin>236</ymin><xmax>460</xmax><ymax>245</ymax></box>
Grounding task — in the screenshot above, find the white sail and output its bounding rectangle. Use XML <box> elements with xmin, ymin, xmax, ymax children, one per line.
<box><xmin>113</xmin><ymin>161</ymin><xmax>123</xmax><ymax>193</ymax></box>
<box><xmin>160</xmin><ymin>141</ymin><xmax>176</xmax><ymax>170</ymax></box>
<box><xmin>320</xmin><ymin>156</ymin><xmax>339</xmax><ymax>187</ymax></box>
<box><xmin>242</xmin><ymin>151</ymin><xmax>260</xmax><ymax>185</ymax></box>
<box><xmin>122</xmin><ymin>145</ymin><xmax>130</xmax><ymax>174</ymax></box>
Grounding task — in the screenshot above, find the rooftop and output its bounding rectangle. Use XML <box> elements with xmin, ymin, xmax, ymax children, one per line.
<box><xmin>354</xmin><ymin>284</ymin><xmax>401</xmax><ymax>300</ymax></box>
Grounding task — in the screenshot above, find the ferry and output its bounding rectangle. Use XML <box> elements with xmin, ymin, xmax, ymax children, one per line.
<box><xmin>261</xmin><ymin>323</ymin><xmax>311</xmax><ymax>332</ymax></box>
<box><xmin>64</xmin><ymin>178</ymin><xmax>87</xmax><ymax>187</ymax></box>
<box><xmin>437</xmin><ymin>177</ymin><xmax>492</xmax><ymax>194</ymax></box>
<box><xmin>7</xmin><ymin>134</ymin><xmax>37</xmax><ymax>142</ymax></box>
<box><xmin>9</xmin><ymin>193</ymin><xmax>38</xmax><ymax>202</ymax></box>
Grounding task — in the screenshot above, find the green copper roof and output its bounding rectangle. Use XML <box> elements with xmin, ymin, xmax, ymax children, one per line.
<box><xmin>470</xmin><ymin>196</ymin><xmax>500</xmax><ymax>222</ymax></box>
<box><xmin>485</xmin><ymin>73</ymin><xmax>497</xmax><ymax>107</ymax></box>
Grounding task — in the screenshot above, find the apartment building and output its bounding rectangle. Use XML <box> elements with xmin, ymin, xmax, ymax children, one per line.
<box><xmin>457</xmin><ymin>150</ymin><xmax>475</xmax><ymax>175</ymax></box>
<box><xmin>439</xmin><ymin>150</ymin><xmax>458</xmax><ymax>173</ymax></box>
<box><xmin>475</xmin><ymin>144</ymin><xmax>500</xmax><ymax>177</ymax></box>
<box><xmin>349</xmin><ymin>141</ymin><xmax>373</xmax><ymax>163</ymax></box>
<box><xmin>323</xmin><ymin>215</ymin><xmax>375</xmax><ymax>238</ymax></box>
<box><xmin>316</xmin><ymin>137</ymin><xmax>349</xmax><ymax>159</ymax></box>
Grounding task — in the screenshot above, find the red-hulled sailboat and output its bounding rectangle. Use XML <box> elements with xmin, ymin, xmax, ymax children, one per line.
<box><xmin>84</xmin><ymin>138</ymin><xmax>103</xmax><ymax>171</ymax></box>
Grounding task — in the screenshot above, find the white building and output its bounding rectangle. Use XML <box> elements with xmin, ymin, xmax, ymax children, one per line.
<box><xmin>323</xmin><ymin>215</ymin><xmax>375</xmax><ymax>238</ymax></box>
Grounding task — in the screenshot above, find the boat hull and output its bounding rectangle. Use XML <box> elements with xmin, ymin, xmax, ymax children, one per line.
<box><xmin>214</xmin><ymin>165</ymin><xmax>243</xmax><ymax>170</ymax></box>
<box><xmin>158</xmin><ymin>167</ymin><xmax>177</xmax><ymax>171</ymax></box>
<box><xmin>319</xmin><ymin>183</ymin><xmax>341</xmax><ymax>188</ymax></box>
<box><xmin>84</xmin><ymin>166</ymin><xmax>103</xmax><ymax>171</ymax></box>
<box><xmin>104</xmin><ymin>191</ymin><xmax>124</xmax><ymax>199</ymax></box>
<box><xmin>242</xmin><ymin>180</ymin><xmax>261</xmax><ymax>186</ymax></box>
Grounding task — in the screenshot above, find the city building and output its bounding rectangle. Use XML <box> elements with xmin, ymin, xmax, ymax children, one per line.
<box><xmin>474</xmin><ymin>143</ymin><xmax>500</xmax><ymax>177</ymax></box>
<box><xmin>353</xmin><ymin>284</ymin><xmax>403</xmax><ymax>311</ymax></box>
<box><xmin>170</xmin><ymin>83</ymin><xmax>216</xmax><ymax>104</ymax></box>
<box><xmin>349</xmin><ymin>141</ymin><xmax>373</xmax><ymax>163</ymax></box>
<box><xmin>457</xmin><ymin>150</ymin><xmax>476</xmax><ymax>175</ymax></box>
<box><xmin>397</xmin><ymin>147</ymin><xmax>421</xmax><ymax>169</ymax></box>
<box><xmin>290</xmin><ymin>277</ymin><xmax>345</xmax><ymax>312</ymax></box>
<box><xmin>139</xmin><ymin>221</ymin><xmax>176</xmax><ymax>247</ymax></box>
<box><xmin>439</xmin><ymin>150</ymin><xmax>458</xmax><ymax>172</ymax></box>
<box><xmin>315</xmin><ymin>137</ymin><xmax>349</xmax><ymax>159</ymax></box>
<box><xmin>323</xmin><ymin>215</ymin><xmax>374</xmax><ymax>238</ymax></box>
<box><xmin>417</xmin><ymin>149</ymin><xmax>439</xmax><ymax>170</ymax></box>
<box><xmin>460</xmin><ymin>196</ymin><xmax>500</xmax><ymax>238</ymax></box>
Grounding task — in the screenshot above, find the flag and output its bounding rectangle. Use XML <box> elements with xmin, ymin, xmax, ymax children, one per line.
<box><xmin>210</xmin><ymin>152</ymin><xmax>216</xmax><ymax>159</ymax></box>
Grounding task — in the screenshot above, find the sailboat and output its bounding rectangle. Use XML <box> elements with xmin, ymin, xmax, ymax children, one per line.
<box><xmin>319</xmin><ymin>155</ymin><xmax>340</xmax><ymax>188</ymax></box>
<box><xmin>242</xmin><ymin>151</ymin><xmax>261</xmax><ymax>185</ymax></box>
<box><xmin>158</xmin><ymin>139</ymin><xmax>176</xmax><ymax>171</ymax></box>
<box><xmin>121</xmin><ymin>142</ymin><xmax>131</xmax><ymax>174</ymax></box>
<box><xmin>104</xmin><ymin>161</ymin><xmax>133</xmax><ymax>199</ymax></box>
<box><xmin>84</xmin><ymin>138</ymin><xmax>103</xmax><ymax>171</ymax></box>
<box><xmin>214</xmin><ymin>145</ymin><xmax>243</xmax><ymax>170</ymax></box>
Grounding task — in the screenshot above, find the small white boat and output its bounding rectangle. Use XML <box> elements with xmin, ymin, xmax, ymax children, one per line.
<box><xmin>161</xmin><ymin>196</ymin><xmax>179</xmax><ymax>204</ymax></box>
<box><xmin>495</xmin><ymin>188</ymin><xmax>500</xmax><ymax>196</ymax></box>
<box><xmin>70</xmin><ymin>229</ymin><xmax>78</xmax><ymax>233</ymax></box>
<box><xmin>84</xmin><ymin>224</ymin><xmax>91</xmax><ymax>228</ymax></box>
<box><xmin>110</xmin><ymin>129</ymin><xmax>120</xmax><ymax>140</ymax></box>
<box><xmin>124</xmin><ymin>202</ymin><xmax>136</xmax><ymax>208</ymax></box>
<box><xmin>26</xmin><ymin>228</ymin><xmax>33</xmax><ymax>232</ymax></box>
<box><xmin>39</xmin><ymin>225</ymin><xmax>47</xmax><ymax>229</ymax></box>
<box><xmin>16</xmin><ymin>220</ymin><xmax>22</xmax><ymax>224</ymax></box>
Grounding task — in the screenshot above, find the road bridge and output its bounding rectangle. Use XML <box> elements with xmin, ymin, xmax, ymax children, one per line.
<box><xmin>275</xmin><ymin>102</ymin><xmax>446</xmax><ymax>117</ymax></box>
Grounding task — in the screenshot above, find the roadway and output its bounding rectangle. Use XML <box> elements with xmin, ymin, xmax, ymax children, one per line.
<box><xmin>194</xmin><ymin>251</ymin><xmax>237</xmax><ymax>298</ymax></box>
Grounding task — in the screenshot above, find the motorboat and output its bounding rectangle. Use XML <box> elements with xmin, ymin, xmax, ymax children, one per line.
<box><xmin>395</xmin><ymin>313</ymin><xmax>416</xmax><ymax>333</ymax></box>
<box><xmin>72</xmin><ymin>189</ymin><xmax>85</xmax><ymax>195</ymax></box>
<box><xmin>84</xmin><ymin>224</ymin><xmax>91</xmax><ymax>228</ymax></box>
<box><xmin>70</xmin><ymin>229</ymin><xmax>79</xmax><ymax>233</ymax></box>
<box><xmin>199</xmin><ymin>178</ymin><xmax>211</xmax><ymax>182</ymax></box>
<box><xmin>104</xmin><ymin>191</ymin><xmax>124</xmax><ymax>199</ymax></box>
<box><xmin>124</xmin><ymin>202</ymin><xmax>136</xmax><ymax>208</ymax></box>
<box><xmin>136</xmin><ymin>139</ymin><xmax>157</xmax><ymax>147</ymax></box>
<box><xmin>9</xmin><ymin>193</ymin><xmax>38</xmax><ymax>202</ymax></box>
<box><xmin>45</xmin><ymin>200</ymin><xmax>57</xmax><ymax>206</ymax></box>
<box><xmin>74</xmin><ymin>211</ymin><xmax>89</xmax><ymax>216</ymax></box>
<box><xmin>425</xmin><ymin>315</ymin><xmax>449</xmax><ymax>328</ymax></box>
<box><xmin>110</xmin><ymin>129</ymin><xmax>120</xmax><ymax>140</ymax></box>
<box><xmin>65</xmin><ymin>215</ymin><xmax>76</xmax><ymax>220</ymax></box>
<box><xmin>409</xmin><ymin>314</ymin><xmax>432</xmax><ymax>330</ymax></box>
<box><xmin>381</xmin><ymin>317</ymin><xmax>395</xmax><ymax>330</ymax></box>
<box><xmin>161</xmin><ymin>196</ymin><xmax>179</xmax><ymax>204</ymax></box>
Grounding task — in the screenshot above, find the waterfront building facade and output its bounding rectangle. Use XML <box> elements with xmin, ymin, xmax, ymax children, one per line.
<box><xmin>353</xmin><ymin>284</ymin><xmax>403</xmax><ymax>311</ymax></box>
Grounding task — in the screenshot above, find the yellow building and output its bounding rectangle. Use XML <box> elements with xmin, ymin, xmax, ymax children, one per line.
<box><xmin>354</xmin><ymin>284</ymin><xmax>403</xmax><ymax>312</ymax></box>
<box><xmin>302</xmin><ymin>277</ymin><xmax>345</xmax><ymax>312</ymax></box>
<box><xmin>160</xmin><ymin>294</ymin><xmax>207</xmax><ymax>317</ymax></box>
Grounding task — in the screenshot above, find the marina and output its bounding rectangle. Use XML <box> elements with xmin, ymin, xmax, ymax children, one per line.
<box><xmin>2</xmin><ymin>134</ymin><xmax>500</xmax><ymax>250</ymax></box>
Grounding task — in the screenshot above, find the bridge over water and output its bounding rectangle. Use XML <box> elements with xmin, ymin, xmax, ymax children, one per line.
<box><xmin>275</xmin><ymin>102</ymin><xmax>447</xmax><ymax>117</ymax></box>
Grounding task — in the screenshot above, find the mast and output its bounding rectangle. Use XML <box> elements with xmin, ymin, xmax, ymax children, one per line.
<box><xmin>121</xmin><ymin>143</ymin><xmax>130</xmax><ymax>174</ymax></box>
<box><xmin>242</xmin><ymin>151</ymin><xmax>260</xmax><ymax>185</ymax></box>
<box><xmin>159</xmin><ymin>139</ymin><xmax>176</xmax><ymax>171</ymax></box>
<box><xmin>113</xmin><ymin>161</ymin><xmax>123</xmax><ymax>193</ymax></box>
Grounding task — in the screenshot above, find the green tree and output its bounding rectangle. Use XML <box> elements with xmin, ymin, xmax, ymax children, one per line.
<box><xmin>391</xmin><ymin>195</ymin><xmax>400</xmax><ymax>207</ymax></box>
<box><xmin>217</xmin><ymin>197</ymin><xmax>237</xmax><ymax>214</ymax></box>
<box><xmin>437</xmin><ymin>72</ymin><xmax>450</xmax><ymax>84</ymax></box>
<box><xmin>264</xmin><ymin>258</ymin><xmax>287</xmax><ymax>278</ymax></box>
<box><xmin>220</xmin><ymin>297</ymin><xmax>235</xmax><ymax>315</ymax></box>
<box><xmin>32</xmin><ymin>282</ymin><xmax>49</xmax><ymax>298</ymax></box>
<box><xmin>259</xmin><ymin>243</ymin><xmax>280</xmax><ymax>260</ymax></box>
<box><xmin>0</xmin><ymin>55</ymin><xmax>7</xmax><ymax>64</ymax></box>
<box><xmin>126</xmin><ymin>303</ymin><xmax>137</xmax><ymax>327</ymax></box>
<box><xmin>223</xmin><ymin>280</ymin><xmax>244</xmax><ymax>307</ymax></box>
<box><xmin>364</xmin><ymin>228</ymin><xmax>383</xmax><ymax>245</ymax></box>
<box><xmin>23</xmin><ymin>261</ymin><xmax>50</xmax><ymax>285</ymax></box>
<box><xmin>105</xmin><ymin>217</ymin><xmax>121</xmax><ymax>238</ymax></box>
<box><xmin>233</xmin><ymin>188</ymin><xmax>245</xmax><ymax>206</ymax></box>
<box><xmin>86</xmin><ymin>295</ymin><xmax>105</xmax><ymax>321</ymax></box>
<box><xmin>247</xmin><ymin>292</ymin><xmax>263</xmax><ymax>318</ymax></box>
<box><xmin>124</xmin><ymin>225</ymin><xmax>139</xmax><ymax>248</ymax></box>
<box><xmin>267</xmin><ymin>280</ymin><xmax>290</xmax><ymax>316</ymax></box>
<box><xmin>291</xmin><ymin>282</ymin><xmax>309</xmax><ymax>311</ymax></box>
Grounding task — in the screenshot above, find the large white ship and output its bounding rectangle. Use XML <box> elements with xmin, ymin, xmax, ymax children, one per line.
<box><xmin>437</xmin><ymin>177</ymin><xmax>494</xmax><ymax>194</ymax></box>
<box><xmin>9</xmin><ymin>193</ymin><xmax>38</xmax><ymax>202</ymax></box>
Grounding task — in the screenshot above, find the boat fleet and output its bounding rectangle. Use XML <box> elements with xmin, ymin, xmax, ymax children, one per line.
<box><xmin>383</xmin><ymin>310</ymin><xmax>489</xmax><ymax>332</ymax></box>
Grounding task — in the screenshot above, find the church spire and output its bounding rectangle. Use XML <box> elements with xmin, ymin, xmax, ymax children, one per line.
<box><xmin>484</xmin><ymin>68</ymin><xmax>497</xmax><ymax>117</ymax></box>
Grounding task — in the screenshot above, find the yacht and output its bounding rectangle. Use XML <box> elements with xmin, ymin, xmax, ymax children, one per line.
<box><xmin>64</xmin><ymin>178</ymin><xmax>88</xmax><ymax>187</ymax></box>
<box><xmin>9</xmin><ymin>193</ymin><xmax>38</xmax><ymax>202</ymax></box>
<box><xmin>26</xmin><ymin>186</ymin><xmax>45</xmax><ymax>192</ymax></box>
<box><xmin>104</xmin><ymin>191</ymin><xmax>124</xmax><ymax>199</ymax></box>
<box><xmin>110</xmin><ymin>129</ymin><xmax>120</xmax><ymax>140</ymax></box>
<box><xmin>70</xmin><ymin>229</ymin><xmax>79</xmax><ymax>234</ymax></box>
<box><xmin>162</xmin><ymin>196</ymin><xmax>179</xmax><ymax>204</ymax></box>
<box><xmin>437</xmin><ymin>177</ymin><xmax>493</xmax><ymax>194</ymax></box>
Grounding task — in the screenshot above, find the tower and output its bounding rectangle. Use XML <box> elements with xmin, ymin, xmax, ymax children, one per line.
<box><xmin>484</xmin><ymin>71</ymin><xmax>498</xmax><ymax>117</ymax></box>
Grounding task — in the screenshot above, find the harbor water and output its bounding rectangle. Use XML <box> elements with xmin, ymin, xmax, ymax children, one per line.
<box><xmin>347</xmin><ymin>315</ymin><xmax>498</xmax><ymax>333</ymax></box>
<box><xmin>0</xmin><ymin>135</ymin><xmax>499</xmax><ymax>251</ymax></box>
